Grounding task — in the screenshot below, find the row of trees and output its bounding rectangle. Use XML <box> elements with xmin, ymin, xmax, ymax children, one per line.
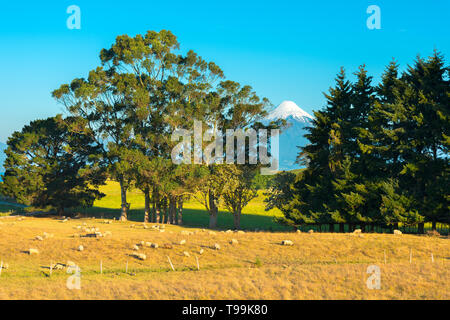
<box><xmin>0</xmin><ymin>30</ymin><xmax>279</xmax><ymax>229</ymax></box>
<box><xmin>267</xmin><ymin>51</ymin><xmax>449</xmax><ymax>232</ymax></box>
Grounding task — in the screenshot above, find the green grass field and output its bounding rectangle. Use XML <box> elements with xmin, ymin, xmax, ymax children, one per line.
<box><xmin>81</xmin><ymin>181</ymin><xmax>291</xmax><ymax>231</ymax></box>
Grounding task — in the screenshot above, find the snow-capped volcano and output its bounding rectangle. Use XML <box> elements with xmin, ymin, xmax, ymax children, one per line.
<box><xmin>265</xmin><ymin>100</ymin><xmax>314</xmax><ymax>123</ymax></box>
<box><xmin>264</xmin><ymin>101</ymin><xmax>314</xmax><ymax>171</ymax></box>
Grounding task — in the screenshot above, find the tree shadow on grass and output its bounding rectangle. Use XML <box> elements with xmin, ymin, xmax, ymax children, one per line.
<box><xmin>78</xmin><ymin>207</ymin><xmax>290</xmax><ymax>232</ymax></box>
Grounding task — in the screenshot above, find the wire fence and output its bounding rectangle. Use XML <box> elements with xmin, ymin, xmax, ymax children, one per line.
<box><xmin>296</xmin><ymin>222</ymin><xmax>450</xmax><ymax>235</ymax></box>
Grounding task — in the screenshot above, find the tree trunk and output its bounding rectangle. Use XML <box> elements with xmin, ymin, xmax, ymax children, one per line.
<box><xmin>152</xmin><ymin>198</ymin><xmax>156</xmax><ymax>223</ymax></box>
<box><xmin>371</xmin><ymin>224</ymin><xmax>375</xmax><ymax>232</ymax></box>
<box><xmin>208</xmin><ymin>190</ymin><xmax>218</xmax><ymax>229</ymax></box>
<box><xmin>348</xmin><ymin>223</ymin><xmax>354</xmax><ymax>232</ymax></box>
<box><xmin>418</xmin><ymin>222</ymin><xmax>424</xmax><ymax>234</ymax></box>
<box><xmin>177</xmin><ymin>198</ymin><xmax>183</xmax><ymax>225</ymax></box>
<box><xmin>119</xmin><ymin>179</ymin><xmax>129</xmax><ymax>221</ymax></box>
<box><xmin>169</xmin><ymin>197</ymin><xmax>176</xmax><ymax>225</ymax></box>
<box><xmin>329</xmin><ymin>223</ymin><xmax>334</xmax><ymax>233</ymax></box>
<box><xmin>154</xmin><ymin>190</ymin><xmax>160</xmax><ymax>224</ymax></box>
<box><xmin>209</xmin><ymin>211</ymin><xmax>218</xmax><ymax>229</ymax></box>
<box><xmin>393</xmin><ymin>222</ymin><xmax>399</xmax><ymax>230</ymax></box>
<box><xmin>144</xmin><ymin>187</ymin><xmax>150</xmax><ymax>223</ymax></box>
<box><xmin>339</xmin><ymin>223</ymin><xmax>344</xmax><ymax>233</ymax></box>
<box><xmin>432</xmin><ymin>220</ymin><xmax>436</xmax><ymax>231</ymax></box>
<box><xmin>57</xmin><ymin>207</ymin><xmax>64</xmax><ymax>217</ymax></box>
<box><xmin>233</xmin><ymin>208</ymin><xmax>241</xmax><ymax>230</ymax></box>
<box><xmin>361</xmin><ymin>224</ymin><xmax>365</xmax><ymax>232</ymax></box>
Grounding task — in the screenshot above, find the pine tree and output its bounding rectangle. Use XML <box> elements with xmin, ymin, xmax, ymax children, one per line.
<box><xmin>0</xmin><ymin>116</ymin><xmax>105</xmax><ymax>214</ymax></box>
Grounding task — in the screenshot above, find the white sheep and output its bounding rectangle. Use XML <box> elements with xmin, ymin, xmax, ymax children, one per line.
<box><xmin>77</xmin><ymin>245</ymin><xmax>84</xmax><ymax>252</ymax></box>
<box><xmin>66</xmin><ymin>261</ymin><xmax>76</xmax><ymax>267</ymax></box>
<box><xmin>393</xmin><ymin>229</ymin><xmax>402</xmax><ymax>235</ymax></box>
<box><xmin>179</xmin><ymin>239</ymin><xmax>186</xmax><ymax>245</ymax></box>
<box><xmin>230</xmin><ymin>239</ymin><xmax>239</xmax><ymax>245</ymax></box>
<box><xmin>281</xmin><ymin>240</ymin><xmax>294</xmax><ymax>246</ymax></box>
<box><xmin>133</xmin><ymin>253</ymin><xmax>146</xmax><ymax>260</ymax></box>
<box><xmin>28</xmin><ymin>248</ymin><xmax>39</xmax><ymax>255</ymax></box>
<box><xmin>213</xmin><ymin>243</ymin><xmax>221</xmax><ymax>250</ymax></box>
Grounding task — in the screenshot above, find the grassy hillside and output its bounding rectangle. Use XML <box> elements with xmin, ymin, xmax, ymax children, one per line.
<box><xmin>0</xmin><ymin>216</ymin><xmax>448</xmax><ymax>299</ymax></box>
<box><xmin>83</xmin><ymin>181</ymin><xmax>290</xmax><ymax>231</ymax></box>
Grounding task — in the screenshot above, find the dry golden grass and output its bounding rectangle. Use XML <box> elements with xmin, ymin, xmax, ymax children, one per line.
<box><xmin>0</xmin><ymin>216</ymin><xmax>448</xmax><ymax>300</ymax></box>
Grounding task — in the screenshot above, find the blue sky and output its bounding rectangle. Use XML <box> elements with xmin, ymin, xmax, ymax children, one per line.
<box><xmin>0</xmin><ymin>0</ymin><xmax>448</xmax><ymax>142</ymax></box>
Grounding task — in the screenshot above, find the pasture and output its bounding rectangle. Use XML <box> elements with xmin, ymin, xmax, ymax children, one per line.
<box><xmin>0</xmin><ymin>215</ymin><xmax>448</xmax><ymax>299</ymax></box>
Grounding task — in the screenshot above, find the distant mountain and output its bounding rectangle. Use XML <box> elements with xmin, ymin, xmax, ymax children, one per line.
<box><xmin>264</xmin><ymin>101</ymin><xmax>314</xmax><ymax>171</ymax></box>
<box><xmin>0</xmin><ymin>142</ymin><xmax>6</xmax><ymax>173</ymax></box>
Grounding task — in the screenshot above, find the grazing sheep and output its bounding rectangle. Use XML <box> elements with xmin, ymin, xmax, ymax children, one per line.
<box><xmin>296</xmin><ymin>230</ymin><xmax>302</xmax><ymax>234</ymax></box>
<box><xmin>51</xmin><ymin>263</ymin><xmax>64</xmax><ymax>270</ymax></box>
<box><xmin>151</xmin><ymin>243</ymin><xmax>159</xmax><ymax>249</ymax></box>
<box><xmin>133</xmin><ymin>253</ymin><xmax>147</xmax><ymax>260</ymax></box>
<box><xmin>140</xmin><ymin>241</ymin><xmax>145</xmax><ymax>246</ymax></box>
<box><xmin>230</xmin><ymin>239</ymin><xmax>239</xmax><ymax>245</ymax></box>
<box><xmin>77</xmin><ymin>245</ymin><xmax>84</xmax><ymax>252</ymax></box>
<box><xmin>183</xmin><ymin>251</ymin><xmax>190</xmax><ymax>257</ymax></box>
<box><xmin>43</xmin><ymin>232</ymin><xmax>54</xmax><ymax>239</ymax></box>
<box><xmin>225</xmin><ymin>230</ymin><xmax>233</xmax><ymax>233</ymax></box>
<box><xmin>132</xmin><ymin>245</ymin><xmax>140</xmax><ymax>251</ymax></box>
<box><xmin>145</xmin><ymin>242</ymin><xmax>152</xmax><ymax>247</ymax></box>
<box><xmin>199</xmin><ymin>249</ymin><xmax>204</xmax><ymax>255</ymax></box>
<box><xmin>1</xmin><ymin>263</ymin><xmax>9</xmax><ymax>270</ymax></box>
<box><xmin>159</xmin><ymin>229</ymin><xmax>166</xmax><ymax>233</ymax></box>
<box><xmin>213</xmin><ymin>243</ymin><xmax>221</xmax><ymax>250</ymax></box>
<box><xmin>353</xmin><ymin>229</ymin><xmax>362</xmax><ymax>234</ymax></box>
<box><xmin>28</xmin><ymin>248</ymin><xmax>39</xmax><ymax>255</ymax></box>
<box><xmin>179</xmin><ymin>239</ymin><xmax>186</xmax><ymax>245</ymax></box>
<box><xmin>393</xmin><ymin>229</ymin><xmax>402</xmax><ymax>235</ymax></box>
<box><xmin>35</xmin><ymin>236</ymin><xmax>44</xmax><ymax>241</ymax></box>
<box><xmin>281</xmin><ymin>240</ymin><xmax>294</xmax><ymax>246</ymax></box>
<box><xmin>308</xmin><ymin>229</ymin><xmax>314</xmax><ymax>234</ymax></box>
<box><xmin>66</xmin><ymin>261</ymin><xmax>76</xmax><ymax>267</ymax></box>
